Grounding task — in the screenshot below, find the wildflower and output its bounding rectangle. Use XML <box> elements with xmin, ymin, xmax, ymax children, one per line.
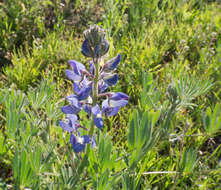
<box><xmin>103</xmin><ymin>54</ymin><xmax>121</xmax><ymax>71</ymax></box>
<box><xmin>59</xmin><ymin>25</ymin><xmax>129</xmax><ymax>154</ymax></box>
<box><xmin>59</xmin><ymin>115</ymin><xmax>80</xmax><ymax>132</ymax></box>
<box><xmin>70</xmin><ymin>133</ymin><xmax>91</xmax><ymax>153</ymax></box>
<box><xmin>92</xmin><ymin>105</ymin><xmax>103</xmax><ymax>129</ymax></box>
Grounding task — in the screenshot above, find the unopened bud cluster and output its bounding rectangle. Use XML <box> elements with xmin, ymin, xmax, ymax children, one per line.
<box><xmin>82</xmin><ymin>25</ymin><xmax>109</xmax><ymax>58</ymax></box>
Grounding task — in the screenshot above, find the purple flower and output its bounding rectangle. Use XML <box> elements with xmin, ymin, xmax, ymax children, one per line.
<box><xmin>70</xmin><ymin>133</ymin><xmax>91</xmax><ymax>153</ymax></box>
<box><xmin>76</xmin><ymin>85</ymin><xmax>92</xmax><ymax>101</ymax></box>
<box><xmin>98</xmin><ymin>81</ymin><xmax>109</xmax><ymax>93</ymax></box>
<box><xmin>66</xmin><ymin>60</ymin><xmax>86</xmax><ymax>82</ymax></box>
<box><xmin>71</xmin><ymin>77</ymin><xmax>92</xmax><ymax>101</ymax></box>
<box><xmin>69</xmin><ymin>60</ymin><xmax>86</xmax><ymax>75</ymax></box>
<box><xmin>92</xmin><ymin>105</ymin><xmax>103</xmax><ymax>129</ymax></box>
<box><xmin>61</xmin><ymin>105</ymin><xmax>81</xmax><ymax>114</ymax></box>
<box><xmin>61</xmin><ymin>95</ymin><xmax>82</xmax><ymax>114</ymax></box>
<box><xmin>102</xmin><ymin>99</ymin><xmax>120</xmax><ymax>116</ymax></box>
<box><xmin>103</xmin><ymin>73</ymin><xmax>118</xmax><ymax>86</ymax></box>
<box><xmin>82</xmin><ymin>104</ymin><xmax>92</xmax><ymax>115</ymax></box>
<box><xmin>102</xmin><ymin>92</ymin><xmax>129</xmax><ymax>116</ymax></box>
<box><xmin>59</xmin><ymin>115</ymin><xmax>79</xmax><ymax>132</ymax></box>
<box><xmin>91</xmin><ymin>135</ymin><xmax>96</xmax><ymax>148</ymax></box>
<box><xmin>103</xmin><ymin>54</ymin><xmax>121</xmax><ymax>71</ymax></box>
<box><xmin>109</xmin><ymin>92</ymin><xmax>129</xmax><ymax>107</ymax></box>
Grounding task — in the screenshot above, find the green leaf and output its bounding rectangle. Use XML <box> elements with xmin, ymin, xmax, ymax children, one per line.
<box><xmin>181</xmin><ymin>148</ymin><xmax>198</xmax><ymax>173</ymax></box>
<box><xmin>203</xmin><ymin>103</ymin><xmax>221</xmax><ymax>134</ymax></box>
<box><xmin>127</xmin><ymin>111</ymin><xmax>138</xmax><ymax>149</ymax></box>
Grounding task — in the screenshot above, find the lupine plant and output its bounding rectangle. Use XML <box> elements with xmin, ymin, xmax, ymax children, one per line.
<box><xmin>59</xmin><ymin>25</ymin><xmax>128</xmax><ymax>153</ymax></box>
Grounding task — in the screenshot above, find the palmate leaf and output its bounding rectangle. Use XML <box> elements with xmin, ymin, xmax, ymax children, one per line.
<box><xmin>127</xmin><ymin>109</ymin><xmax>160</xmax><ymax>170</ymax></box>
<box><xmin>13</xmin><ymin>148</ymin><xmax>33</xmax><ymax>189</ymax></box>
<box><xmin>180</xmin><ymin>148</ymin><xmax>198</xmax><ymax>173</ymax></box>
<box><xmin>140</xmin><ymin>72</ymin><xmax>161</xmax><ymax>110</ymax></box>
<box><xmin>127</xmin><ymin>111</ymin><xmax>138</xmax><ymax>149</ymax></box>
<box><xmin>203</xmin><ymin>103</ymin><xmax>221</xmax><ymax>134</ymax></box>
<box><xmin>175</xmin><ymin>75</ymin><xmax>214</xmax><ymax>110</ymax></box>
<box><xmin>60</xmin><ymin>166</ymin><xmax>78</xmax><ymax>189</ymax></box>
<box><xmin>27</xmin><ymin>80</ymin><xmax>54</xmax><ymax>110</ymax></box>
<box><xmin>2</xmin><ymin>89</ymin><xmax>26</xmax><ymax>139</ymax></box>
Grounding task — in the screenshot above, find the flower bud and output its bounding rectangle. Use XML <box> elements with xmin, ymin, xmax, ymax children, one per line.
<box><xmin>167</xmin><ymin>84</ymin><xmax>178</xmax><ymax>103</ymax></box>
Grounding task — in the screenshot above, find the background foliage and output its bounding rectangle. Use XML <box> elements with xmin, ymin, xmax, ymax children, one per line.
<box><xmin>0</xmin><ymin>0</ymin><xmax>221</xmax><ymax>189</ymax></box>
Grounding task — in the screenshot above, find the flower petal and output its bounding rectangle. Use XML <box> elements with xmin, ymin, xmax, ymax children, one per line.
<box><xmin>66</xmin><ymin>95</ymin><xmax>81</xmax><ymax>108</ymax></box>
<box><xmin>82</xmin><ymin>135</ymin><xmax>91</xmax><ymax>144</ymax></box>
<box><xmin>103</xmin><ymin>54</ymin><xmax>121</xmax><ymax>71</ymax></box>
<box><xmin>82</xmin><ymin>104</ymin><xmax>92</xmax><ymax>115</ymax></box>
<box><xmin>91</xmin><ymin>135</ymin><xmax>96</xmax><ymax>148</ymax></box>
<box><xmin>77</xmin><ymin>86</ymin><xmax>92</xmax><ymax>101</ymax></box>
<box><xmin>70</xmin><ymin>134</ymin><xmax>91</xmax><ymax>153</ymax></box>
<box><xmin>91</xmin><ymin>105</ymin><xmax>100</xmax><ymax>115</ymax></box>
<box><xmin>59</xmin><ymin>120</ymin><xmax>75</xmax><ymax>132</ymax></box>
<box><xmin>94</xmin><ymin>116</ymin><xmax>103</xmax><ymax>129</ymax></box>
<box><xmin>99</xmin><ymin>81</ymin><xmax>109</xmax><ymax>93</ymax></box>
<box><xmin>109</xmin><ymin>99</ymin><xmax>128</xmax><ymax>107</ymax></box>
<box><xmin>89</xmin><ymin>61</ymin><xmax>95</xmax><ymax>75</ymax></box>
<box><xmin>73</xmin><ymin>82</ymin><xmax>81</xmax><ymax>94</ymax></box>
<box><xmin>61</xmin><ymin>105</ymin><xmax>81</xmax><ymax>114</ymax></box>
<box><xmin>66</xmin><ymin>70</ymin><xmax>82</xmax><ymax>82</ymax></box>
<box><xmin>110</xmin><ymin>92</ymin><xmax>129</xmax><ymax>101</ymax></box>
<box><xmin>68</xmin><ymin>60</ymin><xmax>86</xmax><ymax>75</ymax></box>
<box><xmin>103</xmin><ymin>73</ymin><xmax>118</xmax><ymax>86</ymax></box>
<box><xmin>102</xmin><ymin>99</ymin><xmax>122</xmax><ymax>116</ymax></box>
<box><xmin>91</xmin><ymin>105</ymin><xmax>103</xmax><ymax>128</ymax></box>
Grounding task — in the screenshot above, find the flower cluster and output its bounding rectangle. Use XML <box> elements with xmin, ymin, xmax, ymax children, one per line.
<box><xmin>59</xmin><ymin>25</ymin><xmax>129</xmax><ymax>153</ymax></box>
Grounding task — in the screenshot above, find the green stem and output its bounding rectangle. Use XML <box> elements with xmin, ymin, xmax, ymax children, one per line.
<box><xmin>86</xmin><ymin>57</ymin><xmax>99</xmax><ymax>156</ymax></box>
<box><xmin>88</xmin><ymin>57</ymin><xmax>99</xmax><ymax>138</ymax></box>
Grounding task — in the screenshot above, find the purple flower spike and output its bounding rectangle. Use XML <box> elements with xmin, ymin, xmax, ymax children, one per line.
<box><xmin>103</xmin><ymin>54</ymin><xmax>121</xmax><ymax>71</ymax></box>
<box><xmin>103</xmin><ymin>73</ymin><xmax>118</xmax><ymax>86</ymax></box>
<box><xmin>92</xmin><ymin>105</ymin><xmax>103</xmax><ymax>129</ymax></box>
<box><xmin>60</xmin><ymin>26</ymin><xmax>129</xmax><ymax>155</ymax></box>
